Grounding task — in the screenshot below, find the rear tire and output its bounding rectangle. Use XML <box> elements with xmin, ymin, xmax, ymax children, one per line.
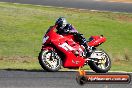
<box><xmin>38</xmin><ymin>50</ymin><xmax>62</xmax><ymax>72</ymax></box>
<box><xmin>88</xmin><ymin>49</ymin><xmax>111</xmax><ymax>73</ymax></box>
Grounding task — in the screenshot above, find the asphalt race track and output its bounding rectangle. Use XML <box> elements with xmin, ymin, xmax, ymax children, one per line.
<box><xmin>0</xmin><ymin>70</ymin><xmax>131</xmax><ymax>88</ymax></box>
<box><xmin>0</xmin><ymin>0</ymin><xmax>132</xmax><ymax>13</ymax></box>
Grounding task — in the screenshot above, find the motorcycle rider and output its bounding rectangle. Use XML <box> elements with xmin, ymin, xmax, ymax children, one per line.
<box><xmin>55</xmin><ymin>17</ymin><xmax>92</xmax><ymax>57</ymax></box>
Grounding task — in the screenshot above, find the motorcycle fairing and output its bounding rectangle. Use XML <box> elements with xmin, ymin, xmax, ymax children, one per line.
<box><xmin>43</xmin><ymin>26</ymin><xmax>85</xmax><ymax>67</ymax></box>
<box><xmin>51</xmin><ymin>35</ymin><xmax>85</xmax><ymax>67</ymax></box>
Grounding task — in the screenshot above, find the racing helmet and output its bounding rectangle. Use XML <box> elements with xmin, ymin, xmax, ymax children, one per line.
<box><xmin>55</xmin><ymin>17</ymin><xmax>68</xmax><ymax>30</ymax></box>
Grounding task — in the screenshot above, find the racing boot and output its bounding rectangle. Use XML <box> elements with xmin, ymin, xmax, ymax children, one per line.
<box><xmin>83</xmin><ymin>43</ymin><xmax>92</xmax><ymax>58</ymax></box>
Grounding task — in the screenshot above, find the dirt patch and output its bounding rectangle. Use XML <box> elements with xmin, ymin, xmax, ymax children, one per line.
<box><xmin>113</xmin><ymin>61</ymin><xmax>127</xmax><ymax>66</ymax></box>
<box><xmin>103</xmin><ymin>0</ymin><xmax>132</xmax><ymax>3</ymax></box>
<box><xmin>99</xmin><ymin>12</ymin><xmax>132</xmax><ymax>23</ymax></box>
<box><xmin>117</xmin><ymin>15</ymin><xmax>132</xmax><ymax>22</ymax></box>
<box><xmin>0</xmin><ymin>56</ymin><xmax>37</xmax><ymax>63</ymax></box>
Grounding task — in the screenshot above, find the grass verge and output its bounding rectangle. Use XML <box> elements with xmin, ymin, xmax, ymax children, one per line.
<box><xmin>0</xmin><ymin>2</ymin><xmax>132</xmax><ymax>71</ymax></box>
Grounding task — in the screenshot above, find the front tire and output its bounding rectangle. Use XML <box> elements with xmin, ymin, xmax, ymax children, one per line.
<box><xmin>38</xmin><ymin>49</ymin><xmax>62</xmax><ymax>72</ymax></box>
<box><xmin>88</xmin><ymin>49</ymin><xmax>111</xmax><ymax>73</ymax></box>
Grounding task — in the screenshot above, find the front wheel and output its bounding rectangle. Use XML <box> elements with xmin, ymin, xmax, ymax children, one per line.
<box><xmin>88</xmin><ymin>49</ymin><xmax>111</xmax><ymax>73</ymax></box>
<box><xmin>38</xmin><ymin>49</ymin><xmax>62</xmax><ymax>72</ymax></box>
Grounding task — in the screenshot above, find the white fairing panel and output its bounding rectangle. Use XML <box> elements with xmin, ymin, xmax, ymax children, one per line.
<box><xmin>59</xmin><ymin>43</ymin><xmax>74</xmax><ymax>51</ymax></box>
<box><xmin>42</xmin><ymin>36</ymin><xmax>49</xmax><ymax>44</ymax></box>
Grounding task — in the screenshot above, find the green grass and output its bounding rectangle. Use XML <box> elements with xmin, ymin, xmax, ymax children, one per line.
<box><xmin>0</xmin><ymin>2</ymin><xmax>132</xmax><ymax>71</ymax></box>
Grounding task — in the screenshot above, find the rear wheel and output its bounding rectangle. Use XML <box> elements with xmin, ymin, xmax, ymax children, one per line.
<box><xmin>88</xmin><ymin>49</ymin><xmax>111</xmax><ymax>73</ymax></box>
<box><xmin>38</xmin><ymin>49</ymin><xmax>61</xmax><ymax>72</ymax></box>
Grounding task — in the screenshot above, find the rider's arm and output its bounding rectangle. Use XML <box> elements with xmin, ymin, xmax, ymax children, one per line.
<box><xmin>63</xmin><ymin>24</ymin><xmax>78</xmax><ymax>34</ymax></box>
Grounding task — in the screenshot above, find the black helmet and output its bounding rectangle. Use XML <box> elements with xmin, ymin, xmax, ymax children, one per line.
<box><xmin>55</xmin><ymin>17</ymin><xmax>68</xmax><ymax>29</ymax></box>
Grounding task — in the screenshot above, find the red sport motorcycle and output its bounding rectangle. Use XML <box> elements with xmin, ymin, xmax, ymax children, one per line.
<box><xmin>38</xmin><ymin>25</ymin><xmax>111</xmax><ymax>73</ymax></box>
